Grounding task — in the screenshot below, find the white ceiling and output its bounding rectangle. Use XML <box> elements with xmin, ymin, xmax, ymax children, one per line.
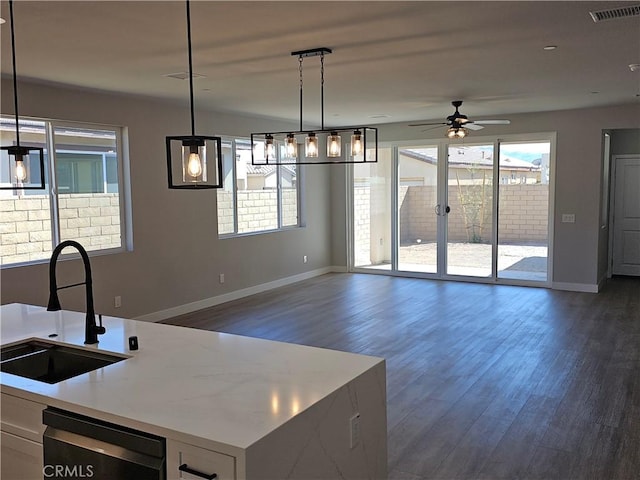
<box><xmin>1</xmin><ymin>1</ymin><xmax>639</xmax><ymax>127</ymax></box>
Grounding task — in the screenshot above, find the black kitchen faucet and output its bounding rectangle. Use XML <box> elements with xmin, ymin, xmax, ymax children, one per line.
<box><xmin>47</xmin><ymin>240</ymin><xmax>105</xmax><ymax>344</ymax></box>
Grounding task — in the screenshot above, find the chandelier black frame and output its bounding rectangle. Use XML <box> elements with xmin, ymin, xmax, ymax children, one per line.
<box><xmin>251</xmin><ymin>47</ymin><xmax>378</xmax><ymax>166</ymax></box>
<box><xmin>165</xmin><ymin>0</ymin><xmax>223</xmax><ymax>189</ymax></box>
<box><xmin>0</xmin><ymin>0</ymin><xmax>46</xmax><ymax>191</ymax></box>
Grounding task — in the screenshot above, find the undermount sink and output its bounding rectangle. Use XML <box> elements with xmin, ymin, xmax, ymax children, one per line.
<box><xmin>1</xmin><ymin>339</ymin><xmax>127</xmax><ymax>384</ymax></box>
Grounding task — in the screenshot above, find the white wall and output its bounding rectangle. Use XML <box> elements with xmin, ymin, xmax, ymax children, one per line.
<box><xmin>1</xmin><ymin>80</ymin><xmax>332</xmax><ymax>318</ymax></box>
<box><xmin>330</xmin><ymin>104</ymin><xmax>640</xmax><ymax>290</ymax></box>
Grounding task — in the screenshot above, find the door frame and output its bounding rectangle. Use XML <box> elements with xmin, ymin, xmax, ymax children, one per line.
<box><xmin>349</xmin><ymin>132</ymin><xmax>556</xmax><ymax>288</ymax></box>
<box><xmin>608</xmin><ymin>154</ymin><xmax>640</xmax><ymax>277</ymax></box>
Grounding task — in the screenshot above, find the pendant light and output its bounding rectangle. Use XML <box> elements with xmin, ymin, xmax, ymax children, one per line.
<box><xmin>251</xmin><ymin>47</ymin><xmax>377</xmax><ymax>165</ymax></box>
<box><xmin>351</xmin><ymin>130</ymin><xmax>363</xmax><ymax>156</ymax></box>
<box><xmin>284</xmin><ymin>133</ymin><xmax>298</xmax><ymax>159</ymax></box>
<box><xmin>0</xmin><ymin>0</ymin><xmax>45</xmax><ymax>191</ymax></box>
<box><xmin>305</xmin><ymin>133</ymin><xmax>318</xmax><ymax>158</ymax></box>
<box><xmin>166</xmin><ymin>0</ymin><xmax>223</xmax><ymax>189</ymax></box>
<box><xmin>327</xmin><ymin>131</ymin><xmax>341</xmax><ymax>157</ymax></box>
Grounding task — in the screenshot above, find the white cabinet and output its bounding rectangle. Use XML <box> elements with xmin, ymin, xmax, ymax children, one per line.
<box><xmin>0</xmin><ymin>393</ymin><xmax>45</xmax><ymax>480</ymax></box>
<box><xmin>167</xmin><ymin>439</ymin><xmax>236</xmax><ymax>480</ymax></box>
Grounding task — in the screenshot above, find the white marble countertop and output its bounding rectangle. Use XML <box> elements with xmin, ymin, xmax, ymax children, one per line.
<box><xmin>0</xmin><ymin>303</ymin><xmax>384</xmax><ymax>454</ymax></box>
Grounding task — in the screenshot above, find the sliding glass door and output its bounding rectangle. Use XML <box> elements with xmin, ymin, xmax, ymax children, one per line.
<box><xmin>398</xmin><ymin>145</ymin><xmax>439</xmax><ymax>273</ymax></box>
<box><xmin>497</xmin><ymin>141</ymin><xmax>551</xmax><ymax>281</ymax></box>
<box><xmin>353</xmin><ymin>147</ymin><xmax>392</xmax><ymax>269</ymax></box>
<box><xmin>350</xmin><ymin>135</ymin><xmax>553</xmax><ymax>286</ymax></box>
<box><xmin>446</xmin><ymin>144</ymin><xmax>494</xmax><ymax>277</ymax></box>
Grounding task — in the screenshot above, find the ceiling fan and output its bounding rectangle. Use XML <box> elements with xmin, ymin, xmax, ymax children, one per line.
<box><xmin>409</xmin><ymin>100</ymin><xmax>511</xmax><ymax>138</ymax></box>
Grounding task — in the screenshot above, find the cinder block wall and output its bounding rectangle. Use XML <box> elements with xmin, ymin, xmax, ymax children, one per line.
<box><xmin>1</xmin><ymin>193</ymin><xmax>120</xmax><ymax>264</ymax></box>
<box><xmin>217</xmin><ymin>190</ymin><xmax>298</xmax><ymax>235</ymax></box>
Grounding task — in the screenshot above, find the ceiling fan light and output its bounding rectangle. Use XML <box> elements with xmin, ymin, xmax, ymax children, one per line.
<box><xmin>456</xmin><ymin>128</ymin><xmax>467</xmax><ymax>138</ymax></box>
<box><xmin>446</xmin><ymin>127</ymin><xmax>457</xmax><ymax>138</ymax></box>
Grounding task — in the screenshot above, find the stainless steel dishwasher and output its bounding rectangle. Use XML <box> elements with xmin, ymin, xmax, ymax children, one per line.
<box><xmin>43</xmin><ymin>407</ymin><xmax>166</xmax><ymax>480</ymax></box>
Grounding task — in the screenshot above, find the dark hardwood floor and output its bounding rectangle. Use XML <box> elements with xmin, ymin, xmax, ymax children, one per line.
<box><xmin>163</xmin><ymin>273</ymin><xmax>640</xmax><ymax>480</ymax></box>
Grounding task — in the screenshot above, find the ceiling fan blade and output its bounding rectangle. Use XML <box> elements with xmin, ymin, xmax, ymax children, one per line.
<box><xmin>408</xmin><ymin>122</ymin><xmax>447</xmax><ymax>127</ymax></box>
<box><xmin>471</xmin><ymin>119</ymin><xmax>511</xmax><ymax>125</ymax></box>
<box><xmin>420</xmin><ymin>125</ymin><xmax>444</xmax><ymax>133</ymax></box>
<box><xmin>466</xmin><ymin>123</ymin><xmax>484</xmax><ymax>131</ymax></box>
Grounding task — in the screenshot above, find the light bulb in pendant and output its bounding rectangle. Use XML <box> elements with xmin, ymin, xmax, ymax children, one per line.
<box><xmin>351</xmin><ymin>130</ymin><xmax>363</xmax><ymax>156</ymax></box>
<box><xmin>15</xmin><ymin>158</ymin><xmax>27</xmax><ymax>182</ymax></box>
<box><xmin>327</xmin><ymin>131</ymin><xmax>341</xmax><ymax>157</ymax></box>
<box><xmin>265</xmin><ymin>134</ymin><xmax>275</xmax><ymax>160</ymax></box>
<box><xmin>187</xmin><ymin>148</ymin><xmax>203</xmax><ymax>178</ymax></box>
<box><xmin>305</xmin><ymin>132</ymin><xmax>318</xmax><ymax>158</ymax></box>
<box><xmin>285</xmin><ymin>133</ymin><xmax>297</xmax><ymax>158</ymax></box>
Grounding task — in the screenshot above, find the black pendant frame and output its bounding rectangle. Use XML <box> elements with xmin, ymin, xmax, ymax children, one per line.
<box><xmin>166</xmin><ymin>135</ymin><xmax>223</xmax><ymax>189</ymax></box>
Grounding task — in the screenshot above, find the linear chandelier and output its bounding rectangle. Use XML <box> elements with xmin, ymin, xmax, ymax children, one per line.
<box><xmin>165</xmin><ymin>0</ymin><xmax>223</xmax><ymax>189</ymax></box>
<box><xmin>0</xmin><ymin>0</ymin><xmax>45</xmax><ymax>190</ymax></box>
<box><xmin>251</xmin><ymin>47</ymin><xmax>377</xmax><ymax>166</ymax></box>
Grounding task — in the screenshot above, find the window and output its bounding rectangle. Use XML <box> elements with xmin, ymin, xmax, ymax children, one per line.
<box><xmin>217</xmin><ymin>137</ymin><xmax>301</xmax><ymax>236</ymax></box>
<box><xmin>0</xmin><ymin>116</ymin><xmax>129</xmax><ymax>266</ymax></box>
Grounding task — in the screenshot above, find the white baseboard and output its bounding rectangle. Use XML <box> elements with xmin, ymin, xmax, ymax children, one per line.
<box><xmin>331</xmin><ymin>265</ymin><xmax>348</xmax><ymax>273</ymax></box>
<box><xmin>134</xmin><ymin>267</ymin><xmax>336</xmax><ymax>323</ymax></box>
<box><xmin>552</xmin><ymin>281</ymin><xmax>599</xmax><ymax>293</ymax></box>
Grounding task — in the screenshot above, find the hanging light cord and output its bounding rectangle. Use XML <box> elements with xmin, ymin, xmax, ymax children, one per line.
<box><xmin>298</xmin><ymin>55</ymin><xmax>303</xmax><ymax>131</ymax></box>
<box><xmin>320</xmin><ymin>52</ymin><xmax>325</xmax><ymax>130</ymax></box>
<box><xmin>186</xmin><ymin>0</ymin><xmax>195</xmax><ymax>137</ymax></box>
<box><xmin>8</xmin><ymin>0</ymin><xmax>20</xmax><ymax>145</ymax></box>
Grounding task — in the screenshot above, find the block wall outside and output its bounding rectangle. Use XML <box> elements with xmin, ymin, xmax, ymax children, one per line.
<box><xmin>1</xmin><ymin>193</ymin><xmax>120</xmax><ymax>265</ymax></box>
<box><xmin>355</xmin><ymin>184</ymin><xmax>548</xmax><ymax>264</ymax></box>
<box><xmin>217</xmin><ymin>189</ymin><xmax>298</xmax><ymax>235</ymax></box>
<box><xmin>398</xmin><ymin>184</ymin><xmax>548</xmax><ymax>244</ymax></box>
<box><xmin>354</xmin><ymin>186</ymin><xmax>371</xmax><ymax>266</ymax></box>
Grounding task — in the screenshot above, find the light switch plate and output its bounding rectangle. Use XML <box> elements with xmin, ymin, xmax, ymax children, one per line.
<box><xmin>562</xmin><ymin>213</ymin><xmax>575</xmax><ymax>223</ymax></box>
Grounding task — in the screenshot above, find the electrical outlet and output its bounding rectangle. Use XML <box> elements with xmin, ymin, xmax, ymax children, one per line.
<box><xmin>350</xmin><ymin>413</ymin><xmax>361</xmax><ymax>449</ymax></box>
<box><xmin>303</xmin><ymin>255</ymin><xmax>308</xmax><ymax>264</ymax></box>
<box><xmin>114</xmin><ymin>296</ymin><xmax>122</xmax><ymax>308</ymax></box>
<box><xmin>219</xmin><ymin>273</ymin><xmax>225</xmax><ymax>284</ymax></box>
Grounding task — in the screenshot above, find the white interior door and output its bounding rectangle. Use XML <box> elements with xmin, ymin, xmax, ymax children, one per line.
<box><xmin>612</xmin><ymin>155</ymin><xmax>640</xmax><ymax>276</ymax></box>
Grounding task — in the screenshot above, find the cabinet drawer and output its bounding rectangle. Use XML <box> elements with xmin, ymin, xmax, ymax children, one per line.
<box><xmin>167</xmin><ymin>440</ymin><xmax>235</xmax><ymax>480</ymax></box>
<box><xmin>0</xmin><ymin>393</ymin><xmax>45</xmax><ymax>442</ymax></box>
<box><xmin>1</xmin><ymin>430</ymin><xmax>44</xmax><ymax>480</ymax></box>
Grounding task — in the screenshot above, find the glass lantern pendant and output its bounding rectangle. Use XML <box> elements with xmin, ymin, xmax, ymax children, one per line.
<box><xmin>285</xmin><ymin>133</ymin><xmax>298</xmax><ymax>159</ymax></box>
<box><xmin>182</xmin><ymin>138</ymin><xmax>206</xmax><ymax>182</ymax></box>
<box><xmin>305</xmin><ymin>132</ymin><xmax>318</xmax><ymax>158</ymax></box>
<box><xmin>350</xmin><ymin>130</ymin><xmax>363</xmax><ymax>156</ymax></box>
<box><xmin>0</xmin><ymin>1</ymin><xmax>46</xmax><ymax>191</ymax></box>
<box><xmin>264</xmin><ymin>134</ymin><xmax>276</xmax><ymax>161</ymax></box>
<box><xmin>327</xmin><ymin>131</ymin><xmax>341</xmax><ymax>157</ymax></box>
<box><xmin>165</xmin><ymin>0</ymin><xmax>223</xmax><ymax>189</ymax></box>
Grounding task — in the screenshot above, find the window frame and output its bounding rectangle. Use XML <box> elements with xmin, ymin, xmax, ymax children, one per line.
<box><xmin>0</xmin><ymin>115</ymin><xmax>131</xmax><ymax>268</ymax></box>
<box><xmin>217</xmin><ymin>136</ymin><xmax>304</xmax><ymax>239</ymax></box>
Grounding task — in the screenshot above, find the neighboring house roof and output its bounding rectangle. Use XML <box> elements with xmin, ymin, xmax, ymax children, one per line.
<box><xmin>400</xmin><ymin>148</ymin><xmax>540</xmax><ymax>171</ymax></box>
<box><xmin>245</xmin><ymin>164</ymin><xmax>296</xmax><ymax>177</ymax></box>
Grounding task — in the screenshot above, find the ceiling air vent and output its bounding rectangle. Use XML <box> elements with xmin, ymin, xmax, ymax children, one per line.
<box><xmin>589</xmin><ymin>4</ymin><xmax>640</xmax><ymax>22</ymax></box>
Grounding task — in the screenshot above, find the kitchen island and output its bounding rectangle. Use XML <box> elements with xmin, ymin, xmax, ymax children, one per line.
<box><xmin>0</xmin><ymin>303</ymin><xmax>387</xmax><ymax>479</ymax></box>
